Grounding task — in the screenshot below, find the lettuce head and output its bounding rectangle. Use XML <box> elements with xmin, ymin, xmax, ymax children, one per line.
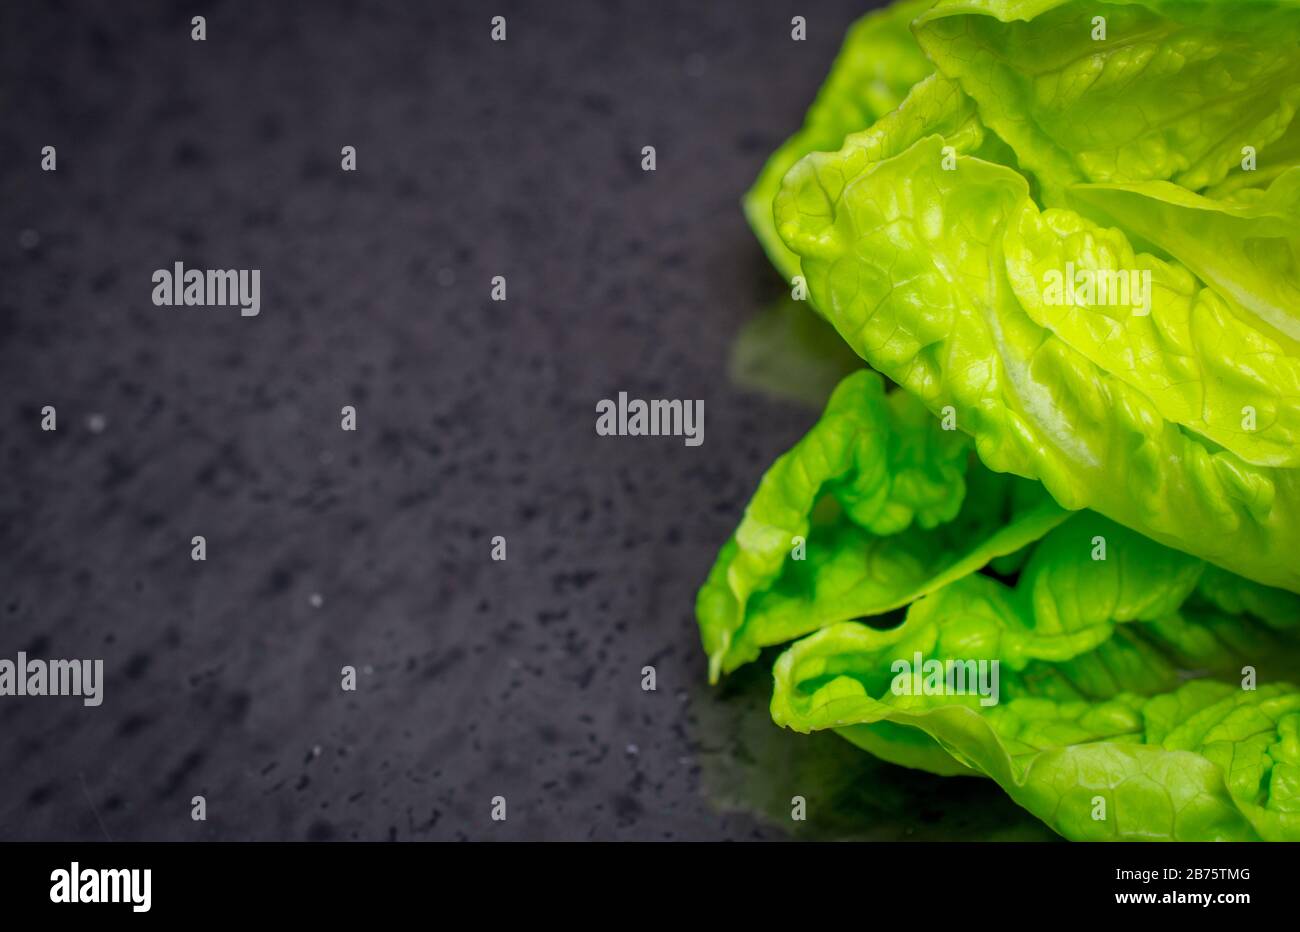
<box><xmin>699</xmin><ymin>0</ymin><xmax>1300</xmax><ymax>841</ymax></box>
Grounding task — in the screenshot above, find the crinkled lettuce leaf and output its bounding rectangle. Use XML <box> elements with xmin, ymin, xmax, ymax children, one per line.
<box><xmin>1002</xmin><ymin>188</ymin><xmax>1300</xmax><ymax>467</ymax></box>
<box><xmin>770</xmin><ymin>513</ymin><xmax>1300</xmax><ymax>840</ymax></box>
<box><xmin>776</xmin><ymin>131</ymin><xmax>1300</xmax><ymax>592</ymax></box>
<box><xmin>697</xmin><ymin>369</ymin><xmax>1068</xmax><ymax>681</ymax></box>
<box><xmin>744</xmin><ymin>0</ymin><xmax>935</xmax><ymax>282</ymax></box>
<box><xmin>1197</xmin><ymin>563</ymin><xmax>1300</xmax><ymax>629</ymax></box>
<box><xmin>1067</xmin><ymin>169</ymin><xmax>1300</xmax><ymax>348</ymax></box>
<box><xmin>914</xmin><ymin>0</ymin><xmax>1300</xmax><ymax>200</ymax></box>
<box><xmin>1207</xmin><ymin>118</ymin><xmax>1300</xmax><ymax>199</ymax></box>
<box><xmin>777</xmin><ymin>665</ymin><xmax>1300</xmax><ymax>840</ymax></box>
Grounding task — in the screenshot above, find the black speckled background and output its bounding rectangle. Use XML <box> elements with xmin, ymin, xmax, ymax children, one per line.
<box><xmin>0</xmin><ymin>0</ymin><xmax>1052</xmax><ymax>841</ymax></box>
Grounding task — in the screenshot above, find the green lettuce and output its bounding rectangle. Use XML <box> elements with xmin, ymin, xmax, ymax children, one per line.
<box><xmin>698</xmin><ymin>369</ymin><xmax>1067</xmax><ymax>681</ymax></box>
<box><xmin>770</xmin><ymin>514</ymin><xmax>1300</xmax><ymax>840</ymax></box>
<box><xmin>1067</xmin><ymin>170</ymin><xmax>1300</xmax><ymax>347</ymax></box>
<box><xmin>777</xmin><ymin>131</ymin><xmax>1300</xmax><ymax>592</ymax></box>
<box><xmin>775</xmin><ymin>651</ymin><xmax>1300</xmax><ymax>840</ymax></box>
<box><xmin>914</xmin><ymin>0</ymin><xmax>1300</xmax><ymax>200</ymax></box>
<box><xmin>701</xmin><ymin>0</ymin><xmax>1300</xmax><ymax>842</ymax></box>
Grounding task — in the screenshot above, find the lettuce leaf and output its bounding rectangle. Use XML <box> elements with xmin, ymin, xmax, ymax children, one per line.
<box><xmin>770</xmin><ymin>513</ymin><xmax>1300</xmax><ymax>840</ymax></box>
<box><xmin>914</xmin><ymin>0</ymin><xmax>1300</xmax><ymax>200</ymax></box>
<box><xmin>1002</xmin><ymin>187</ymin><xmax>1300</xmax><ymax>468</ymax></box>
<box><xmin>1206</xmin><ymin>118</ymin><xmax>1300</xmax><ymax>199</ymax></box>
<box><xmin>1067</xmin><ymin>169</ymin><xmax>1300</xmax><ymax>347</ymax></box>
<box><xmin>697</xmin><ymin>369</ymin><xmax>1067</xmax><ymax>681</ymax></box>
<box><xmin>776</xmin><ymin>661</ymin><xmax>1300</xmax><ymax>840</ymax></box>
<box><xmin>776</xmin><ymin>131</ymin><xmax>1300</xmax><ymax>592</ymax></box>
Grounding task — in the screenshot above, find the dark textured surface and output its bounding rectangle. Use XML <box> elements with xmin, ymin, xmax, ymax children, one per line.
<box><xmin>0</xmin><ymin>0</ymin><xmax>1050</xmax><ymax>840</ymax></box>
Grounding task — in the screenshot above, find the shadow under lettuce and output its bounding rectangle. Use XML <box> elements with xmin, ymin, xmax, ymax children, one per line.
<box><xmin>729</xmin><ymin>296</ymin><xmax>868</xmax><ymax>409</ymax></box>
